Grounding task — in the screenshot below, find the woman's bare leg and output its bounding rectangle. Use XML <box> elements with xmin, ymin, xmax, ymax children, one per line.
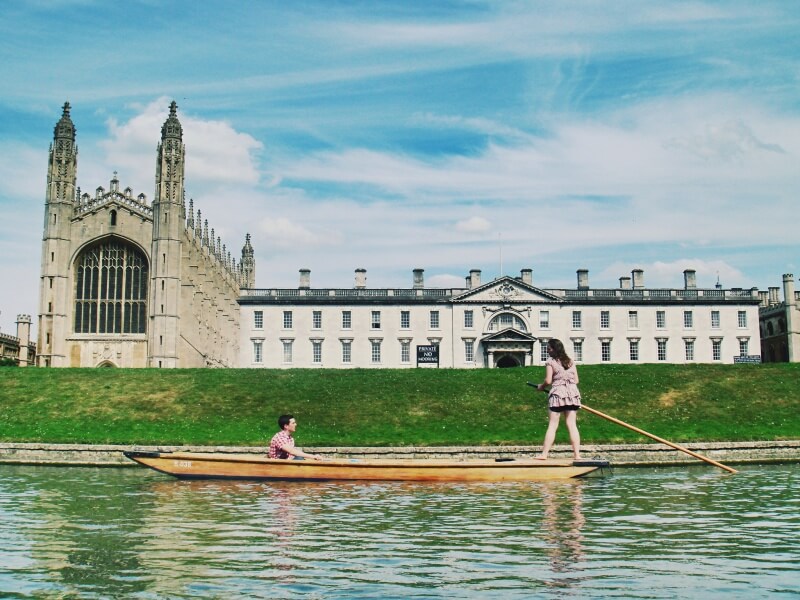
<box><xmin>566</xmin><ymin>410</ymin><xmax>581</xmax><ymax>459</ymax></box>
<box><xmin>536</xmin><ymin>411</ymin><xmax>562</xmax><ymax>459</ymax></box>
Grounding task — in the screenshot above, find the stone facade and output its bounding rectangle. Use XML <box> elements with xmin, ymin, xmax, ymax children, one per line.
<box><xmin>37</xmin><ymin>103</ymin><xmax>246</xmax><ymax>367</ymax></box>
<box><xmin>759</xmin><ymin>274</ymin><xmax>800</xmax><ymax>362</ymax></box>
<box><xmin>240</xmin><ymin>267</ymin><xmax>762</xmax><ymax>368</ymax></box>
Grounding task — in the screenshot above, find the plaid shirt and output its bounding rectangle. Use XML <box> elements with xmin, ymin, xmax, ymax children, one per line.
<box><xmin>268</xmin><ymin>430</ymin><xmax>294</xmax><ymax>459</ymax></box>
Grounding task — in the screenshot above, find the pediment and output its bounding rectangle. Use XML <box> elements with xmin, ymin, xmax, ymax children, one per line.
<box><xmin>481</xmin><ymin>328</ymin><xmax>538</xmax><ymax>343</ymax></box>
<box><xmin>451</xmin><ymin>276</ymin><xmax>560</xmax><ymax>303</ymax></box>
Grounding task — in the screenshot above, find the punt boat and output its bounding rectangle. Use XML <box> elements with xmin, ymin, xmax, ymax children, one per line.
<box><xmin>124</xmin><ymin>451</ymin><xmax>609</xmax><ymax>482</ymax></box>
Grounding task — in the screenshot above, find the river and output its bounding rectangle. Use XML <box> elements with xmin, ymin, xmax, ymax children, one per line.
<box><xmin>0</xmin><ymin>463</ymin><xmax>797</xmax><ymax>599</ymax></box>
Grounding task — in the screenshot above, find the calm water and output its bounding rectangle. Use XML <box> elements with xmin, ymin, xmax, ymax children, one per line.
<box><xmin>0</xmin><ymin>463</ymin><xmax>797</xmax><ymax>599</ymax></box>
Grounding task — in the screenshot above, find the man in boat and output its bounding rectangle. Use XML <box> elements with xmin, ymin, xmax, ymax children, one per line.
<box><xmin>268</xmin><ymin>415</ymin><xmax>324</xmax><ymax>460</ymax></box>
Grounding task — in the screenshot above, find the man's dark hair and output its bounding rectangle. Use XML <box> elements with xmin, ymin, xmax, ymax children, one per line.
<box><xmin>278</xmin><ymin>414</ymin><xmax>294</xmax><ymax>430</ymax></box>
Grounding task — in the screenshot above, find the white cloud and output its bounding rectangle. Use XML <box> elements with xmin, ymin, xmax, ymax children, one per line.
<box><xmin>99</xmin><ymin>98</ymin><xmax>263</xmax><ymax>193</ymax></box>
<box><xmin>454</xmin><ymin>216</ymin><xmax>492</xmax><ymax>233</ymax></box>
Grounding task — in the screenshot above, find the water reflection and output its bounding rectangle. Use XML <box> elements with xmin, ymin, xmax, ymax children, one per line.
<box><xmin>0</xmin><ymin>464</ymin><xmax>798</xmax><ymax>599</ymax></box>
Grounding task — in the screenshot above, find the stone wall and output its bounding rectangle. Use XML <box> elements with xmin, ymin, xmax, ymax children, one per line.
<box><xmin>1</xmin><ymin>440</ymin><xmax>798</xmax><ymax>467</ymax></box>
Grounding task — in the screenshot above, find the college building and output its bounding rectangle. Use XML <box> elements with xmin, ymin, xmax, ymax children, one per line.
<box><xmin>34</xmin><ymin>101</ymin><xmax>784</xmax><ymax>368</ymax></box>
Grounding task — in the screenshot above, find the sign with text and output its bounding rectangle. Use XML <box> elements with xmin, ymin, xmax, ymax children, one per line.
<box><xmin>733</xmin><ymin>355</ymin><xmax>762</xmax><ymax>364</ymax></box>
<box><xmin>416</xmin><ymin>345</ymin><xmax>439</xmax><ymax>365</ymax></box>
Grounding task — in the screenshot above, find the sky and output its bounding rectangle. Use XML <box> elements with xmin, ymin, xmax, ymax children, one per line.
<box><xmin>0</xmin><ymin>1</ymin><xmax>798</xmax><ymax>335</ymax></box>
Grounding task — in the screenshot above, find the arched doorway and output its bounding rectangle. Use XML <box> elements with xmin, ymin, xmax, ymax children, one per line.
<box><xmin>496</xmin><ymin>354</ymin><xmax>523</xmax><ymax>368</ymax></box>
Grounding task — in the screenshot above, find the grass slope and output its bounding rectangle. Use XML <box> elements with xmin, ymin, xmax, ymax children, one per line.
<box><xmin>0</xmin><ymin>364</ymin><xmax>798</xmax><ymax>446</ymax></box>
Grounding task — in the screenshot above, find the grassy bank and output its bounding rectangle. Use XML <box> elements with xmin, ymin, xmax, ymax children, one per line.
<box><xmin>0</xmin><ymin>364</ymin><xmax>798</xmax><ymax>447</ymax></box>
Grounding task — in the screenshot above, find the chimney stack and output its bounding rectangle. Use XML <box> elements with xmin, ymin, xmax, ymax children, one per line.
<box><xmin>758</xmin><ymin>290</ymin><xmax>769</xmax><ymax>307</ymax></box>
<box><xmin>413</xmin><ymin>268</ymin><xmax>424</xmax><ymax>289</ymax></box>
<box><xmin>470</xmin><ymin>269</ymin><xmax>481</xmax><ymax>289</ymax></box>
<box><xmin>683</xmin><ymin>269</ymin><xmax>697</xmax><ymax>290</ymax></box>
<box><xmin>299</xmin><ymin>268</ymin><xmax>311</xmax><ymax>289</ymax></box>
<box><xmin>632</xmin><ymin>269</ymin><xmax>644</xmax><ymax>290</ymax></box>
<box><xmin>768</xmin><ymin>286</ymin><xmax>779</xmax><ymax>305</ymax></box>
<box><xmin>355</xmin><ymin>268</ymin><xmax>367</xmax><ymax>289</ymax></box>
<box><xmin>521</xmin><ymin>268</ymin><xmax>532</xmax><ymax>285</ymax></box>
<box><xmin>577</xmin><ymin>269</ymin><xmax>589</xmax><ymax>290</ymax></box>
<box><xmin>620</xmin><ymin>276</ymin><xmax>631</xmax><ymax>290</ymax></box>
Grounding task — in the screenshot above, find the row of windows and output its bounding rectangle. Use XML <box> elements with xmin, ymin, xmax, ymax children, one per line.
<box><xmin>575</xmin><ymin>309</ymin><xmax>748</xmax><ymax>330</ymax></box>
<box><xmin>253</xmin><ymin>339</ymin><xmax>457</xmax><ymax>365</ymax></box>
<box><xmin>257</xmin><ymin>310</ymin><xmax>474</xmax><ymax>331</ymax></box>
<box><xmin>253</xmin><ymin>337</ymin><xmax>747</xmax><ymax>365</ymax></box>
<box><xmin>557</xmin><ymin>338</ymin><xmax>748</xmax><ymax>363</ymax></box>
<box><xmin>255</xmin><ymin>308</ymin><xmax>749</xmax><ymax>332</ymax></box>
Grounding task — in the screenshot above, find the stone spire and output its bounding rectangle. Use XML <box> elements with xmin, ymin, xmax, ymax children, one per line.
<box><xmin>241</xmin><ymin>233</ymin><xmax>255</xmax><ymax>288</ymax></box>
<box><xmin>54</xmin><ymin>101</ymin><xmax>76</xmax><ymax>144</ymax></box>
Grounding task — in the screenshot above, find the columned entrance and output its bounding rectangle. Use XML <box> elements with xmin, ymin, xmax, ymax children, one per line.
<box><xmin>481</xmin><ymin>328</ymin><xmax>538</xmax><ymax>368</ymax></box>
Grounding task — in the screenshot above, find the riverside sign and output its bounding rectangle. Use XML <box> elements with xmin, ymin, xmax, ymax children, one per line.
<box><xmin>416</xmin><ymin>345</ymin><xmax>439</xmax><ymax>366</ymax></box>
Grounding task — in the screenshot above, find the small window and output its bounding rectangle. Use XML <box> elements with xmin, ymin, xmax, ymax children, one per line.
<box><xmin>540</xmin><ymin>342</ymin><xmax>549</xmax><ymax>362</ymax></box>
<box><xmin>342</xmin><ymin>311</ymin><xmax>351</xmax><ymax>329</ymax></box>
<box><xmin>656</xmin><ymin>311</ymin><xmax>666</xmax><ymax>329</ymax></box>
<box><xmin>601</xmin><ymin>341</ymin><xmax>611</xmax><ymax>362</ymax></box>
<box><xmin>572</xmin><ymin>311</ymin><xmax>582</xmax><ymax>329</ymax></box>
<box><xmin>739</xmin><ymin>339</ymin><xmax>749</xmax><ymax>356</ymax></box>
<box><xmin>371</xmin><ymin>311</ymin><xmax>381</xmax><ymax>329</ymax></box>
<box><xmin>430</xmin><ymin>311</ymin><xmax>440</xmax><ymax>329</ymax></box>
<box><xmin>628</xmin><ymin>311</ymin><xmax>638</xmax><ymax>329</ymax></box>
<box><xmin>282</xmin><ymin>341</ymin><xmax>293</xmax><ymax>363</ymax></box>
<box><xmin>313</xmin><ymin>311</ymin><xmax>322</xmax><ymax>329</ymax></box>
<box><xmin>401</xmin><ymin>341</ymin><xmax>410</xmax><ymax>363</ymax></box>
<box><xmin>685</xmin><ymin>340</ymin><xmax>695</xmax><ymax>361</ymax></box>
<box><xmin>573</xmin><ymin>341</ymin><xmax>583</xmax><ymax>362</ymax></box>
<box><xmin>539</xmin><ymin>310</ymin><xmax>549</xmax><ymax>329</ymax></box>
<box><xmin>312</xmin><ymin>341</ymin><xmax>322</xmax><ymax>364</ymax></box>
<box><xmin>464</xmin><ymin>310</ymin><xmax>474</xmax><ymax>329</ymax></box>
<box><xmin>464</xmin><ymin>340</ymin><xmax>474</xmax><ymax>363</ymax></box>
<box><xmin>600</xmin><ymin>311</ymin><xmax>610</xmax><ymax>329</ymax></box>
<box><xmin>629</xmin><ymin>340</ymin><xmax>639</xmax><ymax>361</ymax></box>
<box><xmin>712</xmin><ymin>340</ymin><xmax>721</xmax><ymax>361</ymax></box>
<box><xmin>283</xmin><ymin>311</ymin><xmax>293</xmax><ymax>329</ymax></box>
<box><xmin>657</xmin><ymin>340</ymin><xmax>667</xmax><ymax>361</ymax></box>
<box><xmin>110</xmin><ymin>210</ymin><xmax>117</xmax><ymax>226</ymax></box>
<box><xmin>253</xmin><ymin>340</ymin><xmax>263</xmax><ymax>363</ymax></box>
<box><xmin>683</xmin><ymin>311</ymin><xmax>693</xmax><ymax>329</ymax></box>
<box><xmin>711</xmin><ymin>310</ymin><xmax>720</xmax><ymax>329</ymax></box>
<box><xmin>737</xmin><ymin>311</ymin><xmax>747</xmax><ymax>328</ymax></box>
<box><xmin>371</xmin><ymin>340</ymin><xmax>382</xmax><ymax>363</ymax></box>
<box><xmin>254</xmin><ymin>311</ymin><xmax>263</xmax><ymax>329</ymax></box>
<box><xmin>341</xmin><ymin>340</ymin><xmax>352</xmax><ymax>363</ymax></box>
<box><xmin>401</xmin><ymin>311</ymin><xmax>410</xmax><ymax>329</ymax></box>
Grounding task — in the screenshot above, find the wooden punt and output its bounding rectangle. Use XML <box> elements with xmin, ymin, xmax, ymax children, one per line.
<box><xmin>124</xmin><ymin>451</ymin><xmax>609</xmax><ymax>482</ymax></box>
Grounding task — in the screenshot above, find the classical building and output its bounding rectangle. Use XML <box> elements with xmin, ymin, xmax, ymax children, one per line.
<box><xmin>0</xmin><ymin>315</ymin><xmax>35</xmax><ymax>366</ymax></box>
<box><xmin>35</xmin><ymin>101</ymin><xmax>766</xmax><ymax>369</ymax></box>
<box><xmin>37</xmin><ymin>102</ymin><xmax>248</xmax><ymax>367</ymax></box>
<box><xmin>239</xmin><ymin>267</ymin><xmax>763</xmax><ymax>368</ymax></box>
<box><xmin>759</xmin><ymin>274</ymin><xmax>799</xmax><ymax>362</ymax></box>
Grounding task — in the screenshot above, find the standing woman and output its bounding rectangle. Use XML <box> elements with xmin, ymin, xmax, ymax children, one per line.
<box><xmin>534</xmin><ymin>339</ymin><xmax>582</xmax><ymax>460</ymax></box>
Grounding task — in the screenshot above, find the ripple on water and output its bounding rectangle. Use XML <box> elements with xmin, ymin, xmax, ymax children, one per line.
<box><xmin>0</xmin><ymin>464</ymin><xmax>798</xmax><ymax>598</ymax></box>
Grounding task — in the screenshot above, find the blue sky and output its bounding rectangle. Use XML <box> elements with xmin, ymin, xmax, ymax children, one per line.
<box><xmin>1</xmin><ymin>1</ymin><xmax>798</xmax><ymax>334</ymax></box>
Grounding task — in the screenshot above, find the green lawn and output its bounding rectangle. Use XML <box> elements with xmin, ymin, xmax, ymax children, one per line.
<box><xmin>0</xmin><ymin>364</ymin><xmax>797</xmax><ymax>446</ymax></box>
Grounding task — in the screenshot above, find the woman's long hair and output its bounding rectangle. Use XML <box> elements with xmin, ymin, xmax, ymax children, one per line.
<box><xmin>548</xmin><ymin>339</ymin><xmax>573</xmax><ymax>369</ymax></box>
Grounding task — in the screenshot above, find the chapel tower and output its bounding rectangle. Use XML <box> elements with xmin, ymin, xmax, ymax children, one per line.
<box><xmin>38</xmin><ymin>102</ymin><xmax>78</xmax><ymax>366</ymax></box>
<box><xmin>241</xmin><ymin>232</ymin><xmax>255</xmax><ymax>288</ymax></box>
<box><xmin>148</xmin><ymin>101</ymin><xmax>186</xmax><ymax>367</ymax></box>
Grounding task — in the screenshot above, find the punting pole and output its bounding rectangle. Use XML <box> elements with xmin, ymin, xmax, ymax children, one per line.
<box><xmin>579</xmin><ymin>404</ymin><xmax>738</xmax><ymax>474</ymax></box>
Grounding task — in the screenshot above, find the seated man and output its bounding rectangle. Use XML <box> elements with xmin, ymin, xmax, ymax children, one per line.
<box><xmin>268</xmin><ymin>414</ymin><xmax>323</xmax><ymax>460</ymax></box>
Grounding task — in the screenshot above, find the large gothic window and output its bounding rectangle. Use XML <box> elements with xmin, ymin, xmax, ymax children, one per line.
<box><xmin>487</xmin><ymin>313</ymin><xmax>528</xmax><ymax>332</ymax></box>
<box><xmin>74</xmin><ymin>240</ymin><xmax>148</xmax><ymax>334</ymax></box>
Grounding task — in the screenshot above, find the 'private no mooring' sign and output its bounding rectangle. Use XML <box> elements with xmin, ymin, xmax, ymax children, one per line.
<box><xmin>416</xmin><ymin>345</ymin><xmax>439</xmax><ymax>366</ymax></box>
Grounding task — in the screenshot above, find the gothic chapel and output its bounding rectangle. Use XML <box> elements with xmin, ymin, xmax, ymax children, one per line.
<box><xmin>37</xmin><ymin>102</ymin><xmax>253</xmax><ymax>367</ymax></box>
